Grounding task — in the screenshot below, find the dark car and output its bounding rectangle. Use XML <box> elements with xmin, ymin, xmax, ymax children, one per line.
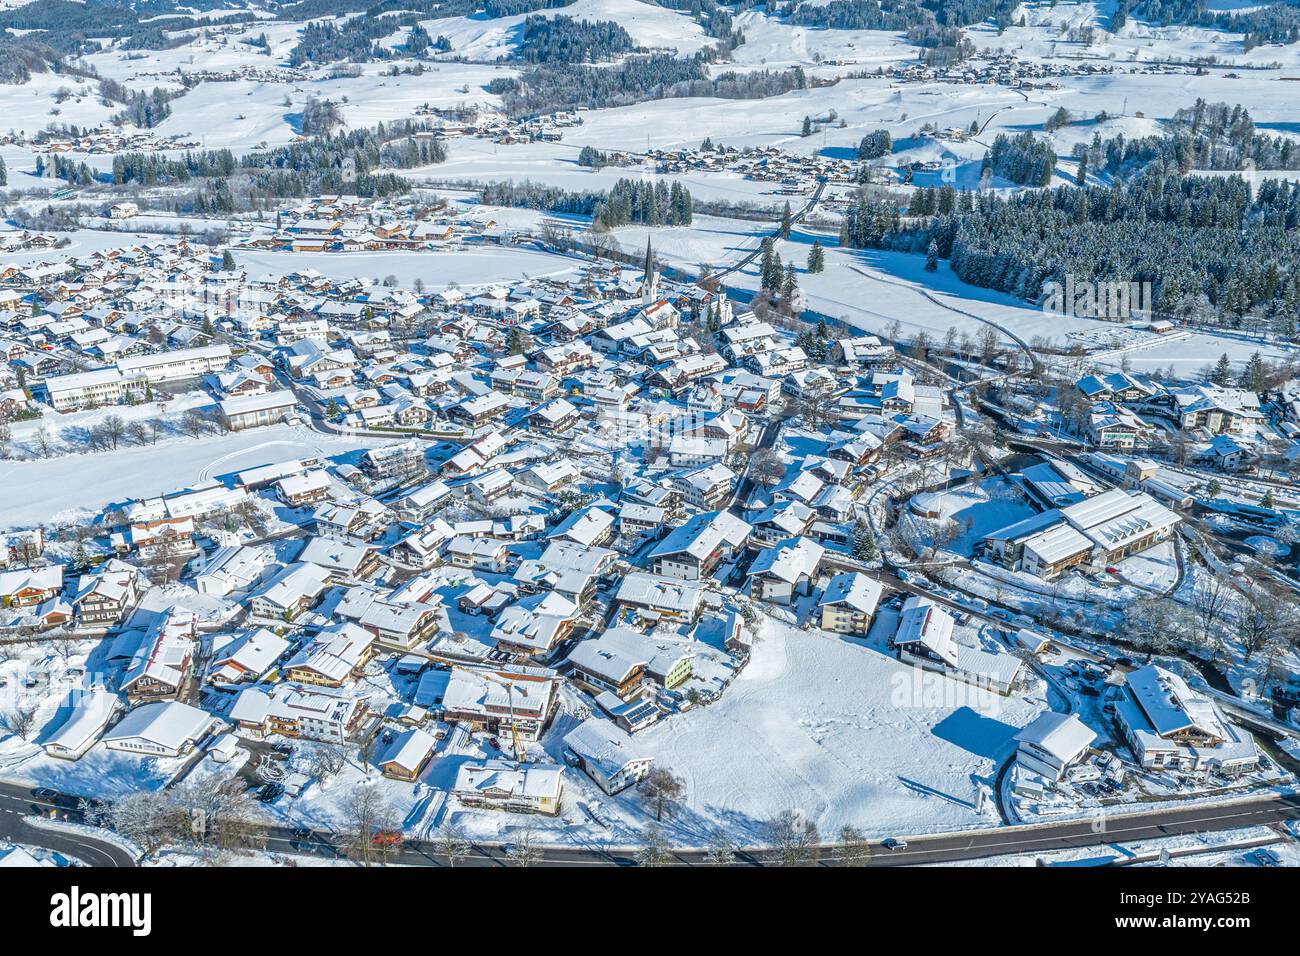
<box><xmin>32</xmin><ymin>788</ymin><xmax>61</xmax><ymax>803</ymax></box>
<box><xmin>258</xmin><ymin>783</ymin><xmax>284</xmax><ymax>803</ymax></box>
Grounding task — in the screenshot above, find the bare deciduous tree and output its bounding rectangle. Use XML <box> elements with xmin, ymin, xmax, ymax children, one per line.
<box><xmin>834</xmin><ymin>824</ymin><xmax>871</xmax><ymax>866</ymax></box>
<box><xmin>638</xmin><ymin>766</ymin><xmax>684</xmax><ymax>822</ymax></box>
<box><xmin>704</xmin><ymin>827</ymin><xmax>736</xmax><ymax>866</ymax></box>
<box><xmin>505</xmin><ymin>825</ymin><xmax>542</xmax><ymax>867</ymax></box>
<box><xmin>767</xmin><ymin>810</ymin><xmax>821</xmax><ymax>867</ymax></box>
<box><xmin>0</xmin><ymin>702</ymin><xmax>38</xmax><ymax>739</ymax></box>
<box><xmin>340</xmin><ymin>783</ymin><xmax>399</xmax><ymax>866</ymax></box>
<box><xmin>635</xmin><ymin>822</ymin><xmax>672</xmax><ymax>867</ymax></box>
<box><xmin>437</xmin><ymin>823</ymin><xmax>472</xmax><ymax>867</ymax></box>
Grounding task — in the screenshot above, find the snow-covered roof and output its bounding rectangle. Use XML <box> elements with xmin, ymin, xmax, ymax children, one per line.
<box><xmin>1014</xmin><ymin>711</ymin><xmax>1097</xmax><ymax>765</ymax></box>
<box><xmin>894</xmin><ymin>596</ymin><xmax>958</xmax><ymax>667</ymax></box>
<box><xmin>103</xmin><ymin>700</ymin><xmax>214</xmax><ymax>753</ymax></box>
<box><xmin>563</xmin><ymin>718</ymin><xmax>649</xmax><ymax>782</ymax></box>
<box><xmin>819</xmin><ymin>571</ymin><xmax>884</xmax><ymax>615</ymax></box>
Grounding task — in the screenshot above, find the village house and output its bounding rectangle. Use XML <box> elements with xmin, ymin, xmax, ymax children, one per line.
<box><xmin>746</xmin><ymin>536</ymin><xmax>824</xmax><ymax>604</ymax></box>
<box><xmin>818</xmin><ymin>571</ymin><xmax>885</xmax><ymax>637</ymax></box>
<box><xmin>72</xmin><ymin>561</ymin><xmax>142</xmax><ymax>626</ymax></box>
<box><xmin>219</xmin><ymin>390</ymin><xmax>298</xmax><ymax>431</ymax></box>
<box><xmin>249</xmin><ymin>561</ymin><xmax>333</xmax><ymax>623</ymax></box>
<box><xmin>208</xmin><ymin>628</ymin><xmax>291</xmax><ymax>685</ymax></box>
<box><xmin>380</xmin><ymin>728</ymin><xmax>438</xmax><ymax>781</ymax></box>
<box><xmin>440</xmin><ymin>667</ymin><xmax>559</xmax><ymax>742</ymax></box>
<box><xmin>649</xmin><ymin>510</ymin><xmax>752</xmax><ymax>581</ymax></box>
<box><xmin>0</xmin><ymin>565</ymin><xmax>63</xmax><ymax>607</ymax></box>
<box><xmin>230</xmin><ymin>682</ymin><xmax>368</xmax><ymax>743</ymax></box>
<box><xmin>615</xmin><ymin>572</ymin><xmax>707</xmax><ymax>625</ymax></box>
<box><xmin>563</xmin><ymin>718</ymin><xmax>653</xmax><ymax>795</ymax></box>
<box><xmin>1113</xmin><ymin>665</ymin><xmax>1258</xmax><ymax>776</ymax></box>
<box><xmin>452</xmin><ymin>761</ymin><xmax>564</xmax><ymax>815</ymax></box>
<box><xmin>283</xmin><ymin>621</ymin><xmax>377</xmax><ymax>686</ymax></box>
<box><xmin>120</xmin><ymin>608</ymin><xmax>198</xmax><ymax>702</ymax></box>
<box><xmin>42</xmin><ymin>686</ymin><xmax>121</xmax><ymax>760</ymax></box>
<box><xmin>102</xmin><ymin>701</ymin><xmax>217</xmax><ymax>759</ymax></box>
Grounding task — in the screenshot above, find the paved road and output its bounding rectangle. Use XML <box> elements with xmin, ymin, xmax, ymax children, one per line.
<box><xmin>3</xmin><ymin>775</ymin><xmax>1295</xmax><ymax>867</ymax></box>
<box><xmin>250</xmin><ymin>790</ymin><xmax>1300</xmax><ymax>867</ymax></box>
<box><xmin>727</xmin><ymin>417</ymin><xmax>780</xmax><ymax>515</ymax></box>
<box><xmin>854</xmin><ymin>792</ymin><xmax>1300</xmax><ymax>866</ymax></box>
<box><xmin>712</xmin><ymin>181</ymin><xmax>826</xmax><ymax>281</ymax></box>
<box><xmin>0</xmin><ymin>783</ymin><xmax>136</xmax><ymax>867</ymax></box>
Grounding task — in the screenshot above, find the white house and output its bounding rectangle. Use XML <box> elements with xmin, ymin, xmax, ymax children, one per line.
<box><xmin>42</xmin><ymin>687</ymin><xmax>121</xmax><ymax>760</ymax></box>
<box><xmin>452</xmin><ymin>760</ymin><xmax>564</xmax><ymax>815</ymax></box>
<box><xmin>1114</xmin><ymin>665</ymin><xmax>1258</xmax><ymax>776</ymax></box>
<box><xmin>1014</xmin><ymin>712</ymin><xmax>1097</xmax><ymax>781</ymax></box>
<box><xmin>102</xmin><ymin>701</ymin><xmax>217</xmax><ymax>758</ymax></box>
<box><xmin>563</xmin><ymin>718</ymin><xmax>653</xmax><ymax>795</ymax></box>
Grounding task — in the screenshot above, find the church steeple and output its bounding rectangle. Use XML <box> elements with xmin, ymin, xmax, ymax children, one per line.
<box><xmin>641</xmin><ymin>237</ymin><xmax>657</xmax><ymax>305</ymax></box>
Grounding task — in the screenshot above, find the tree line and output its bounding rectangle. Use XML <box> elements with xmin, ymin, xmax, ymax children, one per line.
<box><xmin>490</xmin><ymin>52</ymin><xmax>816</xmax><ymax>117</ymax></box>
<box><xmin>520</xmin><ymin>15</ymin><xmax>635</xmax><ymax>63</ymax></box>
<box><xmin>479</xmin><ymin>177</ymin><xmax>694</xmax><ymax>228</ymax></box>
<box><xmin>840</xmin><ymin>170</ymin><xmax>1300</xmax><ymax>334</ymax></box>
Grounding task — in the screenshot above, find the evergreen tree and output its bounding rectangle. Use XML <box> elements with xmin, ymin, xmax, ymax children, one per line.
<box><xmin>807</xmin><ymin>240</ymin><xmax>825</xmax><ymax>273</ymax></box>
<box><xmin>925</xmin><ymin>238</ymin><xmax>939</xmax><ymax>272</ymax></box>
<box><xmin>851</xmin><ymin>519</ymin><xmax>879</xmax><ymax>562</ymax></box>
<box><xmin>759</xmin><ymin>239</ymin><xmax>784</xmax><ymax>292</ymax></box>
<box><xmin>856</xmin><ymin>129</ymin><xmax>892</xmax><ymax>160</ymax></box>
<box><xmin>1241</xmin><ymin>351</ymin><xmax>1267</xmax><ymax>392</ymax></box>
<box><xmin>802</xmin><ymin>115</ymin><xmax>813</xmax><ymax>137</ymax></box>
<box><xmin>1210</xmin><ymin>353</ymin><xmax>1233</xmax><ymax>386</ymax></box>
<box><xmin>778</xmin><ymin>201</ymin><xmax>793</xmax><ymax>240</ymax></box>
<box><xmin>221</xmin><ymin>250</ymin><xmax>235</xmax><ymax>271</ymax></box>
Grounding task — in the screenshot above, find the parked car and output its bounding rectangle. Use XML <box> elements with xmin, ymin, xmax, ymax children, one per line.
<box><xmin>258</xmin><ymin>783</ymin><xmax>283</xmax><ymax>803</ymax></box>
<box><xmin>881</xmin><ymin>838</ymin><xmax>907</xmax><ymax>850</ymax></box>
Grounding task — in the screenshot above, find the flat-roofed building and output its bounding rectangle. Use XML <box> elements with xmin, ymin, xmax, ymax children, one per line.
<box><xmin>219</xmin><ymin>389</ymin><xmax>297</xmax><ymax>431</ymax></box>
<box><xmin>44</xmin><ymin>368</ymin><xmax>124</xmax><ymax>411</ymax></box>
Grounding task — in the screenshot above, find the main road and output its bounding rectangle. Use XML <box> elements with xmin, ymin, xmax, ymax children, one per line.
<box><xmin>254</xmin><ymin>790</ymin><xmax>1299</xmax><ymax>867</ymax></box>
<box><xmin>0</xmin><ymin>783</ymin><xmax>136</xmax><ymax>867</ymax></box>
<box><xmin>3</xmin><ymin>776</ymin><xmax>1294</xmax><ymax>867</ymax></box>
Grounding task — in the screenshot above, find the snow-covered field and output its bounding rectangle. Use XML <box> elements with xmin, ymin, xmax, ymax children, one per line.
<box><xmin>0</xmin><ymin>423</ymin><xmax>392</xmax><ymax>530</ymax></box>
<box><xmin>418</xmin><ymin>0</ymin><xmax>713</xmax><ymax>61</ymax></box>
<box><xmin>628</xmin><ymin>617</ymin><xmax>1044</xmax><ymax>841</ymax></box>
<box><xmin>233</xmin><ymin>244</ymin><xmax>584</xmax><ymax>288</ymax></box>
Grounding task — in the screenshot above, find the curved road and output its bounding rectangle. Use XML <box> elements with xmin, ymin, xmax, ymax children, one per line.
<box><xmin>0</xmin><ymin>784</ymin><xmax>136</xmax><ymax>867</ymax></box>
